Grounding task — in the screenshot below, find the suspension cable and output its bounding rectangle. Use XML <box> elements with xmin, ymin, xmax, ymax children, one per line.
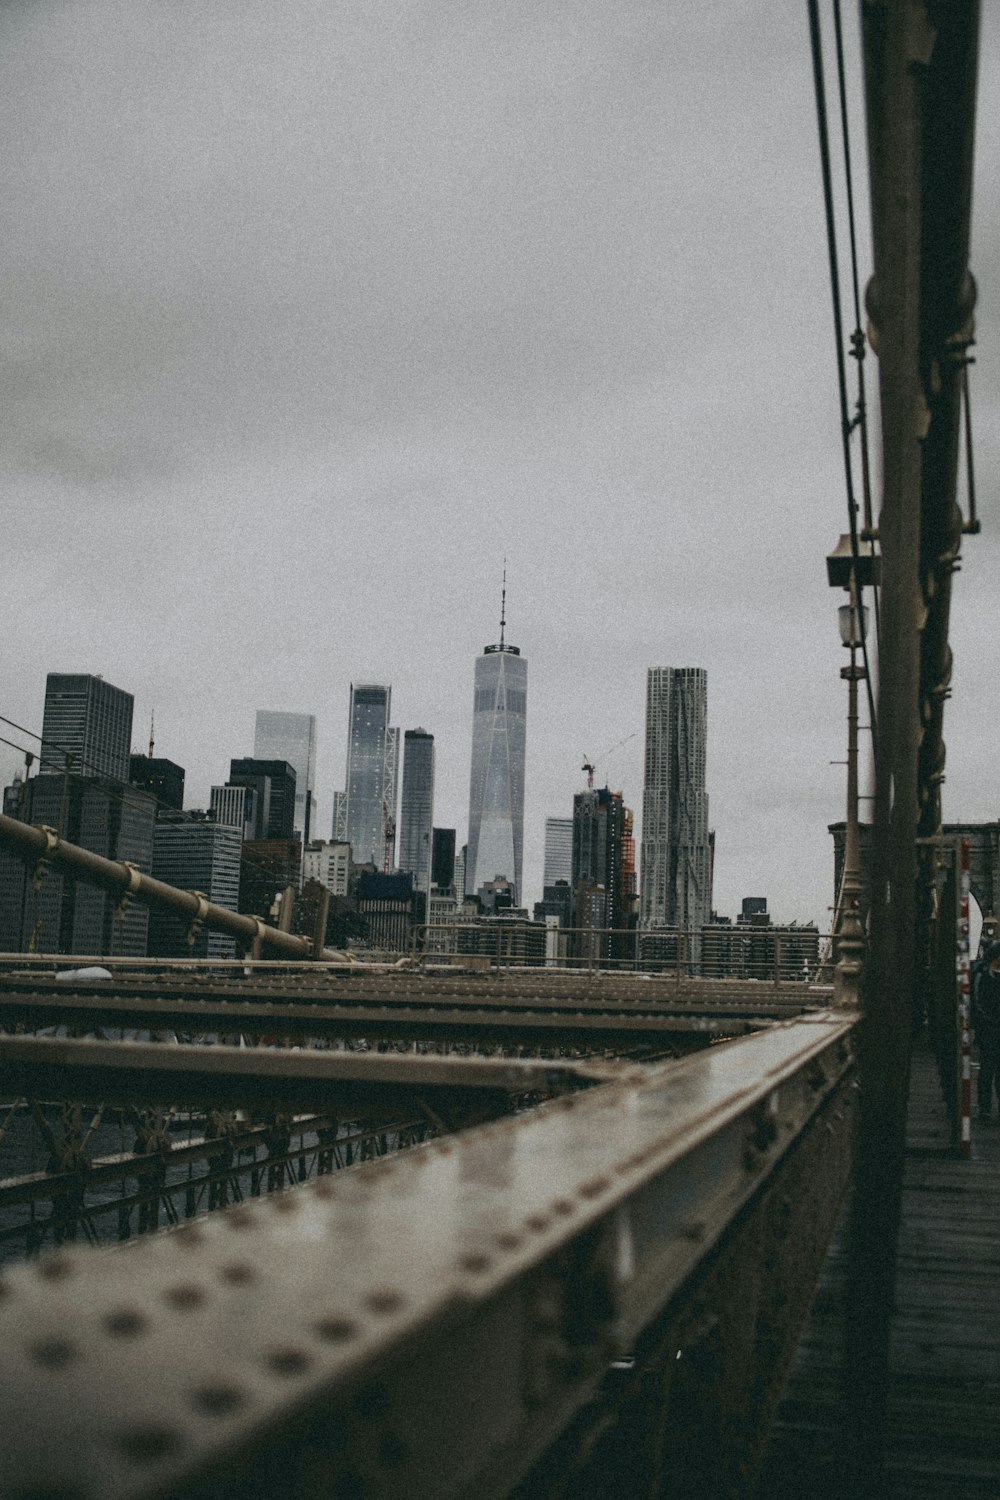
<box><xmin>807</xmin><ymin>0</ymin><xmax>878</xmax><ymax>750</ymax></box>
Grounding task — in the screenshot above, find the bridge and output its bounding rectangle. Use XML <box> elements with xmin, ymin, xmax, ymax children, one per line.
<box><xmin>0</xmin><ymin>4</ymin><xmax>994</xmax><ymax>1497</ymax></box>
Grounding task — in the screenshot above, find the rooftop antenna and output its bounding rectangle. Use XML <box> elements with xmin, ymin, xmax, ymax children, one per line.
<box><xmin>499</xmin><ymin>558</ymin><xmax>507</xmax><ymax>650</ymax></box>
<box><xmin>148</xmin><ymin>710</ymin><xmax>155</xmax><ymax>760</ymax></box>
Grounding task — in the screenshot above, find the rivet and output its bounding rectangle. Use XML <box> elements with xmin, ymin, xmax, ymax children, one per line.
<box><xmin>313</xmin><ymin>1179</ymin><xmax>335</xmax><ymax>1199</ymax></box>
<box><xmin>164</xmin><ymin>1284</ymin><xmax>205</xmax><ymax>1310</ymax></box>
<box><xmin>175</xmin><ymin>1228</ymin><xmax>205</xmax><ymax>1250</ymax></box>
<box><xmin>497</xmin><ymin>1232</ymin><xmax>521</xmax><ymax>1251</ymax></box>
<box><xmin>314</xmin><ymin>1316</ymin><xmax>358</xmax><ymax>1343</ymax></box>
<box><xmin>266</xmin><ymin>1347</ymin><xmax>311</xmax><ymax>1377</ymax></box>
<box><xmin>191</xmin><ymin>1384</ymin><xmax>244</xmax><ymax>1417</ymax></box>
<box><xmin>219</xmin><ymin>1262</ymin><xmax>255</xmax><ymax>1286</ymax></box>
<box><xmin>37</xmin><ymin>1255</ymin><xmax>73</xmax><ymax>1282</ymax></box>
<box><xmin>552</xmin><ymin>1199</ymin><xmax>574</xmax><ymax>1217</ymax></box>
<box><xmin>366</xmin><ymin>1289</ymin><xmax>404</xmax><ymax>1316</ymax></box>
<box><xmin>272</xmin><ymin>1194</ymin><xmax>299</xmax><ymax>1214</ymax></box>
<box><xmin>526</xmin><ymin>1214</ymin><xmax>549</xmax><ymax>1233</ymax></box>
<box><xmin>117</xmin><ymin>1426</ymin><xmax>181</xmax><ymax>1464</ymax></box>
<box><xmin>103</xmin><ymin>1309</ymin><xmax>147</xmax><ymax>1338</ymax></box>
<box><xmin>578</xmin><ymin>1176</ymin><xmax>610</xmax><ymax>1200</ymax></box>
<box><xmin>459</xmin><ymin>1253</ymin><xmax>491</xmax><ymax>1273</ymax></box>
<box><xmin>29</xmin><ymin>1337</ymin><xmax>77</xmax><ymax>1369</ymax></box>
<box><xmin>226</xmin><ymin>1208</ymin><xmax>253</xmax><ymax>1231</ymax></box>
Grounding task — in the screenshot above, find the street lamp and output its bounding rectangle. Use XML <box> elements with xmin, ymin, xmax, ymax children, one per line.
<box><xmin>827</xmin><ymin>534</ymin><xmax>878</xmax><ymax>1006</ymax></box>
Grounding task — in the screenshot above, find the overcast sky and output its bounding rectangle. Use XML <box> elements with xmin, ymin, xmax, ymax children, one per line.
<box><xmin>3</xmin><ymin>3</ymin><xmax>1000</xmax><ymax>926</ymax></box>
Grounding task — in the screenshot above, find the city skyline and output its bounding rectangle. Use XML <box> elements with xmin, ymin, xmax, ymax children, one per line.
<box><xmin>7</xmin><ymin>8</ymin><xmax>1000</xmax><ymax>926</ymax></box>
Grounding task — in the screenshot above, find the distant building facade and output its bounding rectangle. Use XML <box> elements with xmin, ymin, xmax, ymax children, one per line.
<box><xmin>0</xmin><ymin>774</ymin><xmax>154</xmax><ymax>955</ymax></box>
<box><xmin>432</xmin><ymin>828</ymin><xmax>456</xmax><ymax>893</ymax></box>
<box><xmin>335</xmin><ymin>685</ymin><xmax>398</xmax><ymax>870</ymax></box>
<box><xmin>40</xmin><ymin>673</ymin><xmax>133</xmax><ymax>782</ymax></box>
<box><xmin>210</xmin><ymin>783</ymin><xmax>259</xmax><ymax>838</ymax></box>
<box><xmin>228</xmin><ymin>758</ymin><xmax>297</xmax><ymax>842</ymax></box>
<box><xmin>398</xmin><ymin>729</ymin><xmax>435</xmax><ymax>893</ymax></box>
<box><xmin>130</xmin><ymin>754</ymin><xmax>185</xmax><ymax>812</ymax></box>
<box><xmin>239</xmin><ymin>839</ymin><xmax>301</xmax><ymax>921</ymax></box>
<box><xmin>543</xmin><ymin>817</ymin><xmax>573</xmax><ymax>887</ymax></box>
<box><xmin>640</xmin><ymin>667</ymin><xmax>711</xmax><ymax>934</ymax></box>
<box><xmin>149</xmin><ymin>813</ymin><xmax>242</xmax><ymax>960</ymax></box>
<box><xmin>466</xmin><ymin>623</ymin><xmax>527</xmax><ymax>903</ymax></box>
<box><xmin>254</xmin><ymin>710</ymin><xmax>316</xmax><ymax>844</ymax></box>
<box><xmin>357</xmin><ymin>870</ymin><xmax>413</xmax><ymax>952</ymax></box>
<box><xmin>303</xmin><ymin>840</ymin><xmax>351</xmax><ymax>898</ymax></box>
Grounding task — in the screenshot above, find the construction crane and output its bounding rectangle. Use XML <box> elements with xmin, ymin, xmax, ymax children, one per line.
<box><xmin>382</xmin><ymin>797</ymin><xmax>395</xmax><ymax>875</ymax></box>
<box><xmin>580</xmin><ymin>731</ymin><xmax>637</xmax><ymax>790</ymax></box>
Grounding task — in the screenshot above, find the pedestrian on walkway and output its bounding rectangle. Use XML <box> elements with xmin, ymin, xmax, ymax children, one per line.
<box><xmin>972</xmin><ymin>940</ymin><xmax>1000</xmax><ymax>1117</ymax></box>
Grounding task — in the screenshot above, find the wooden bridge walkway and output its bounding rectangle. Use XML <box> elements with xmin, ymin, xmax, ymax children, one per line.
<box><xmin>756</xmin><ymin>1035</ymin><xmax>1000</xmax><ymax>1498</ymax></box>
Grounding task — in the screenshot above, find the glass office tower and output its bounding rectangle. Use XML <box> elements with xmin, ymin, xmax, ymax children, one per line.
<box><xmin>466</xmin><ymin>638</ymin><xmax>527</xmax><ymax>904</ymax></box>
<box><xmin>40</xmin><ymin>673</ymin><xmax>133</xmax><ymax>782</ymax></box>
<box><xmin>398</xmin><ymin>729</ymin><xmax>435</xmax><ymax>893</ymax></box>
<box><xmin>254</xmin><ymin>711</ymin><xmax>316</xmax><ymax>843</ymax></box>
<box><xmin>342</xmin><ymin>685</ymin><xmax>398</xmax><ymax>870</ymax></box>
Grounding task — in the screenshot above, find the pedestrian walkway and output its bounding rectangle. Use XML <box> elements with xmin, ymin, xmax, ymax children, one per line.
<box><xmin>755</xmin><ymin>1035</ymin><xmax>1000</xmax><ymax>1498</ymax></box>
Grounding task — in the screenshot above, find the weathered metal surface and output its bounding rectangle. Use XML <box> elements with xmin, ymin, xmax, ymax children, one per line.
<box><xmin>0</xmin><ymin>957</ymin><xmax>829</xmax><ymax>1012</ymax></box>
<box><xmin>0</xmin><ymin>1034</ymin><xmax>624</xmax><ymax>1114</ymax></box>
<box><xmin>0</xmin><ymin>1015</ymin><xmax>855</xmax><ymax>1500</ymax></box>
<box><xmin>0</xmin><ymin>988</ymin><xmax>770</xmax><ymax>1048</ymax></box>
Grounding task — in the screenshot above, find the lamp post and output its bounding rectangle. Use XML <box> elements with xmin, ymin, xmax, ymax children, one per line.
<box><xmin>835</xmin><ymin>590</ymin><xmax>868</xmax><ymax>1005</ymax></box>
<box><xmin>827</xmin><ymin>534</ymin><xmax>877</xmax><ymax>1007</ymax></box>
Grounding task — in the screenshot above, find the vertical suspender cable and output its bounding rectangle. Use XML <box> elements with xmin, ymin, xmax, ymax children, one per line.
<box><xmin>807</xmin><ymin>0</ymin><xmax>878</xmax><ymax>747</ymax></box>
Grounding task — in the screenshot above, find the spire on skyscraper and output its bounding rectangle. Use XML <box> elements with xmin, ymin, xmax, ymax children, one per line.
<box><xmin>499</xmin><ymin>558</ymin><xmax>507</xmax><ymax>651</ymax></box>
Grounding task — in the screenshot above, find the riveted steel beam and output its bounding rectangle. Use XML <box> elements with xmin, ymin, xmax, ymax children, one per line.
<box><xmin>0</xmin><ymin>1015</ymin><xmax>856</xmax><ymax>1500</ymax></box>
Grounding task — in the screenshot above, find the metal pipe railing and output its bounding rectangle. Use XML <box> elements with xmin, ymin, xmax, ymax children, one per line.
<box><xmin>0</xmin><ymin>813</ymin><xmax>354</xmax><ymax>964</ymax></box>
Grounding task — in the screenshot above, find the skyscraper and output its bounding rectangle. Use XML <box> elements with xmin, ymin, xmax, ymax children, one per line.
<box><xmin>149</xmin><ymin>815</ymin><xmax>242</xmax><ymax>960</ymax></box>
<box><xmin>639</xmin><ymin>667</ymin><xmax>710</xmax><ymax>933</ymax></box>
<box><xmin>431</xmin><ymin>828</ymin><xmax>456</xmax><ymax>893</ymax></box>
<box><xmin>466</xmin><ymin>590</ymin><xmax>527</xmax><ymax>902</ymax></box>
<box><xmin>253</xmin><ymin>711</ymin><xmax>316</xmax><ymax>843</ymax></box>
<box><xmin>339</xmin><ymin>685</ymin><xmax>398</xmax><ymax>870</ymax></box>
<box><xmin>571</xmin><ymin>786</ymin><xmax>634</xmax><ymax>962</ymax></box>
<box><xmin>398</xmin><ymin>729</ymin><xmax>435</xmax><ymax>893</ymax></box>
<box><xmin>40</xmin><ymin>674</ymin><xmax>133</xmax><ymax>782</ymax></box>
<box><xmin>543</xmin><ymin>817</ymin><xmax>573</xmax><ymax>887</ymax></box>
<box><xmin>129</xmin><ymin>754</ymin><xmax>185</xmax><ymax>811</ymax></box>
<box><xmin>227</xmin><ymin>758</ymin><xmax>297</xmax><ymax>841</ymax></box>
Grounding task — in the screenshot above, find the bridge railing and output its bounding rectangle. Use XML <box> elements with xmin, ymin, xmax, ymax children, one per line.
<box><xmin>412</xmin><ymin>921</ymin><xmax>830</xmax><ymax>983</ymax></box>
<box><xmin>0</xmin><ymin>1011</ymin><xmax>858</xmax><ymax>1500</ymax></box>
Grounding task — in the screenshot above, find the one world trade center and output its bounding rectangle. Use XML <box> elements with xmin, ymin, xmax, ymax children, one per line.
<box><xmin>465</xmin><ymin>584</ymin><xmax>527</xmax><ymax>903</ymax></box>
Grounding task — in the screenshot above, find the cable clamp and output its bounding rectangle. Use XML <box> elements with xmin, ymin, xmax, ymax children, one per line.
<box><xmin>187</xmin><ymin>892</ymin><xmax>210</xmax><ymax>950</ymax></box>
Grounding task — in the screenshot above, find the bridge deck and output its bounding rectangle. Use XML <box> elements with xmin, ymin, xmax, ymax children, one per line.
<box><xmin>756</xmin><ymin>1035</ymin><xmax>1000</xmax><ymax>1499</ymax></box>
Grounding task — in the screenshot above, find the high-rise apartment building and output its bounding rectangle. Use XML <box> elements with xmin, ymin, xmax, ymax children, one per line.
<box><xmin>398</xmin><ymin>729</ymin><xmax>435</xmax><ymax>893</ymax></box>
<box><xmin>253</xmin><ymin>711</ymin><xmax>316</xmax><ymax>844</ymax></box>
<box><xmin>639</xmin><ymin>667</ymin><xmax>710</xmax><ymax>933</ymax></box>
<box><xmin>571</xmin><ymin>786</ymin><xmax>634</xmax><ymax>961</ymax></box>
<box><xmin>465</xmin><ymin>607</ymin><xmax>527</xmax><ymax>902</ymax></box>
<box><xmin>337</xmin><ymin>685</ymin><xmax>398</xmax><ymax>869</ymax></box>
<box><xmin>543</xmin><ymin>817</ymin><xmax>573</xmax><ymax>887</ymax></box>
<box><xmin>40</xmin><ymin>674</ymin><xmax>133</xmax><ymax>782</ymax></box>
